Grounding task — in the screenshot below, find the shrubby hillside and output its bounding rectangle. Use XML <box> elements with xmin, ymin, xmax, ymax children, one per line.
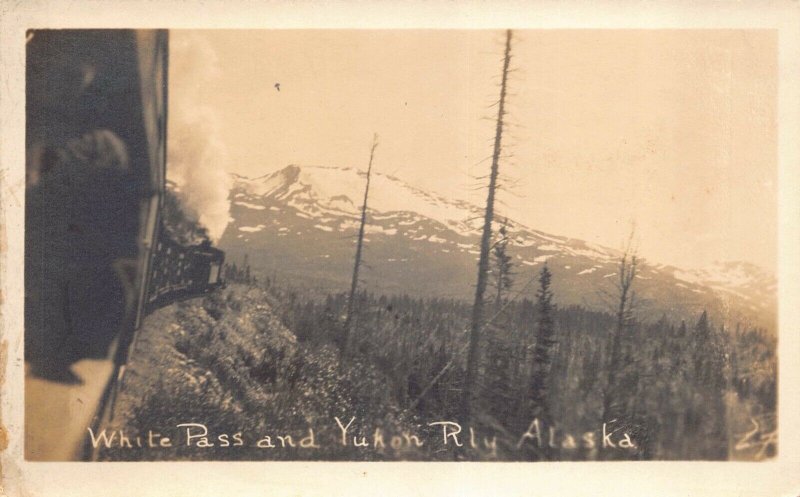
<box><xmin>99</xmin><ymin>277</ymin><xmax>776</xmax><ymax>461</ymax></box>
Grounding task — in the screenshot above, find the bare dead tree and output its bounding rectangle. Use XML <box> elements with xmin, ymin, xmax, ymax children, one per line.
<box><xmin>601</xmin><ymin>230</ymin><xmax>638</xmax><ymax>434</ymax></box>
<box><xmin>343</xmin><ymin>133</ymin><xmax>379</xmax><ymax>355</ymax></box>
<box><xmin>461</xmin><ymin>29</ymin><xmax>513</xmax><ymax>425</ymax></box>
<box><xmin>407</xmin><ymin>268</ymin><xmax>540</xmax><ymax>413</ymax></box>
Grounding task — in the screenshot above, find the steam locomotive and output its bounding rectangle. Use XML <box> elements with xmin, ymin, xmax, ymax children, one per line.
<box><xmin>24</xmin><ymin>29</ymin><xmax>225</xmax><ymax>461</ymax></box>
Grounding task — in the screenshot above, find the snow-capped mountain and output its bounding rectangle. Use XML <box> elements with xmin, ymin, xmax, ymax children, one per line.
<box><xmin>218</xmin><ymin>165</ymin><xmax>776</xmax><ymax>330</ymax></box>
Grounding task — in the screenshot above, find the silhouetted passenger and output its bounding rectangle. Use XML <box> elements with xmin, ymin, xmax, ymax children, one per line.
<box><xmin>26</xmin><ymin>129</ymin><xmax>139</xmax><ymax>383</ymax></box>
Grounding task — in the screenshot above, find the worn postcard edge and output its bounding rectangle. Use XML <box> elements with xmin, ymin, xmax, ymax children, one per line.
<box><xmin>1</xmin><ymin>1</ymin><xmax>800</xmax><ymax>496</ymax></box>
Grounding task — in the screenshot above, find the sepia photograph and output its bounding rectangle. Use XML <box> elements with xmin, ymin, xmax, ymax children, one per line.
<box><xmin>22</xmin><ymin>28</ymin><xmax>778</xmax><ymax>462</ymax></box>
<box><xmin>2</xmin><ymin>2</ymin><xmax>800</xmax><ymax>496</ymax></box>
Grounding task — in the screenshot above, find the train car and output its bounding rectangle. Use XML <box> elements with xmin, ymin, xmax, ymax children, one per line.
<box><xmin>145</xmin><ymin>227</ymin><xmax>226</xmax><ymax>313</ymax></box>
<box><xmin>24</xmin><ymin>29</ymin><xmax>225</xmax><ymax>461</ymax></box>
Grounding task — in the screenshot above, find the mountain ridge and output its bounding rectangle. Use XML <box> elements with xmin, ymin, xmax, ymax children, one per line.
<box><xmin>217</xmin><ymin>164</ymin><xmax>776</xmax><ymax>331</ymax></box>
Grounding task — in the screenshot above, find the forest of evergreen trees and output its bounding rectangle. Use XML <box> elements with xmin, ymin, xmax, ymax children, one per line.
<box><xmin>223</xmin><ymin>254</ymin><xmax>257</xmax><ymax>285</ymax></box>
<box><xmin>154</xmin><ymin>28</ymin><xmax>776</xmax><ymax>462</ymax></box>
<box><xmin>263</xmin><ymin>260</ymin><xmax>777</xmax><ymax>461</ymax></box>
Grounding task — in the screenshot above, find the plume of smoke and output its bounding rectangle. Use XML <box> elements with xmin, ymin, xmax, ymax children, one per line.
<box><xmin>166</xmin><ymin>33</ymin><xmax>232</xmax><ymax>242</ymax></box>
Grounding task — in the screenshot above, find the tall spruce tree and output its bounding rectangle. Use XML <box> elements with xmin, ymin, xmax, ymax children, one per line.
<box><xmin>486</xmin><ymin>219</ymin><xmax>517</xmax><ymax>424</ymax></box>
<box><xmin>689</xmin><ymin>310</ymin><xmax>729</xmax><ymax>459</ymax></box>
<box><xmin>527</xmin><ymin>265</ymin><xmax>557</xmax><ymax>425</ymax></box>
<box><xmin>492</xmin><ymin>219</ymin><xmax>514</xmax><ymax>311</ymax></box>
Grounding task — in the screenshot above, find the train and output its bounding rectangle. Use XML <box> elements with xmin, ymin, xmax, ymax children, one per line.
<box><xmin>24</xmin><ymin>29</ymin><xmax>225</xmax><ymax>461</ymax></box>
<box><xmin>145</xmin><ymin>226</ymin><xmax>226</xmax><ymax>314</ymax></box>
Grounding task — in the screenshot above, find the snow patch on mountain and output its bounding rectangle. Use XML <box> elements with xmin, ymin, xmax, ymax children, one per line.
<box><xmin>236</xmin><ymin>165</ymin><xmax>482</xmax><ymax>234</ymax></box>
<box><xmin>234</xmin><ymin>201</ymin><xmax>266</xmax><ymax>210</ymax></box>
<box><xmin>221</xmin><ymin>164</ymin><xmax>776</xmax><ymax>328</ymax></box>
<box><xmin>673</xmin><ymin>261</ymin><xmax>776</xmax><ymax>306</ymax></box>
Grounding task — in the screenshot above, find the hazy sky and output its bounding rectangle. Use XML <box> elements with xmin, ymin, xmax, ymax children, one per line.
<box><xmin>170</xmin><ymin>30</ymin><xmax>777</xmax><ymax>271</ymax></box>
